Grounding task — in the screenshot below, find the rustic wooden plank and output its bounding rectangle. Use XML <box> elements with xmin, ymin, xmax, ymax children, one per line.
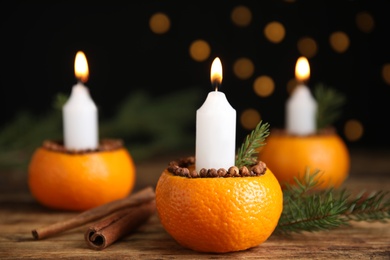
<box><xmin>0</xmin><ymin>190</ymin><xmax>389</xmax><ymax>259</ymax></box>
<box><xmin>1</xmin><ymin>214</ymin><xmax>389</xmax><ymax>259</ymax></box>
<box><xmin>1</xmin><ymin>148</ymin><xmax>390</xmax><ymax>259</ymax></box>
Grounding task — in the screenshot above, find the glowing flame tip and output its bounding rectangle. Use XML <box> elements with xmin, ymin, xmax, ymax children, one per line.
<box><xmin>210</xmin><ymin>57</ymin><xmax>223</xmax><ymax>90</ymax></box>
<box><xmin>74</xmin><ymin>51</ymin><xmax>89</xmax><ymax>83</ymax></box>
<box><xmin>295</xmin><ymin>56</ymin><xmax>310</xmax><ymax>82</ymax></box>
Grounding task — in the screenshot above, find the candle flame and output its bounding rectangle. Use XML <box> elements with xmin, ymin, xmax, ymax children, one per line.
<box><xmin>210</xmin><ymin>57</ymin><xmax>223</xmax><ymax>91</ymax></box>
<box><xmin>295</xmin><ymin>56</ymin><xmax>310</xmax><ymax>82</ymax></box>
<box><xmin>74</xmin><ymin>51</ymin><xmax>89</xmax><ymax>83</ymax></box>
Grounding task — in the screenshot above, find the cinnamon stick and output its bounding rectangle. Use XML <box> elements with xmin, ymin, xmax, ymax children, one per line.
<box><xmin>84</xmin><ymin>200</ymin><xmax>156</xmax><ymax>250</ymax></box>
<box><xmin>32</xmin><ymin>186</ymin><xmax>155</xmax><ymax>240</ymax></box>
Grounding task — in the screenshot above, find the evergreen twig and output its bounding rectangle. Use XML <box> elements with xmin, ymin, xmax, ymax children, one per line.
<box><xmin>274</xmin><ymin>169</ymin><xmax>390</xmax><ymax>235</ymax></box>
<box><xmin>233</xmin><ymin>121</ymin><xmax>389</xmax><ymax>235</ymax></box>
<box><xmin>235</xmin><ymin>121</ymin><xmax>270</xmax><ymax>168</ymax></box>
<box><xmin>314</xmin><ymin>83</ymin><xmax>346</xmax><ymax>130</ymax></box>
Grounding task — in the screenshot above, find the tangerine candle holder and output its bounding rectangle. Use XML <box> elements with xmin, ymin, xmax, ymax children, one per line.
<box><xmin>28</xmin><ymin>139</ymin><xmax>136</xmax><ymax>211</ymax></box>
<box><xmin>258</xmin><ymin>127</ymin><xmax>350</xmax><ymax>189</ymax></box>
<box><xmin>155</xmin><ymin>156</ymin><xmax>283</xmax><ymax>253</ymax></box>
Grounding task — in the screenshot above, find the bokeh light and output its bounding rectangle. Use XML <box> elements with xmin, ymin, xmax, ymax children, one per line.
<box><xmin>297</xmin><ymin>37</ymin><xmax>318</xmax><ymax>58</ymax></box>
<box><xmin>189</xmin><ymin>39</ymin><xmax>211</xmax><ymax>62</ymax></box>
<box><xmin>264</xmin><ymin>21</ymin><xmax>285</xmax><ymax>43</ymax></box>
<box><xmin>329</xmin><ymin>31</ymin><xmax>350</xmax><ymax>53</ymax></box>
<box><xmin>253</xmin><ymin>75</ymin><xmax>275</xmax><ymax>97</ymax></box>
<box><xmin>240</xmin><ymin>108</ymin><xmax>261</xmax><ymax>130</ymax></box>
<box><xmin>355</xmin><ymin>11</ymin><xmax>375</xmax><ymax>33</ymax></box>
<box><xmin>233</xmin><ymin>57</ymin><xmax>255</xmax><ymax>80</ymax></box>
<box><xmin>344</xmin><ymin>119</ymin><xmax>364</xmax><ymax>141</ymax></box>
<box><xmin>231</xmin><ymin>5</ymin><xmax>252</xmax><ymax>27</ymax></box>
<box><xmin>149</xmin><ymin>12</ymin><xmax>171</xmax><ymax>34</ymax></box>
<box><xmin>381</xmin><ymin>63</ymin><xmax>390</xmax><ymax>85</ymax></box>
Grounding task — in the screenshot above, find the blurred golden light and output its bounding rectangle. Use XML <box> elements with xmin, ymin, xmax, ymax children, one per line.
<box><xmin>264</xmin><ymin>21</ymin><xmax>285</xmax><ymax>44</ymax></box>
<box><xmin>240</xmin><ymin>108</ymin><xmax>261</xmax><ymax>130</ymax></box>
<box><xmin>253</xmin><ymin>75</ymin><xmax>275</xmax><ymax>97</ymax></box>
<box><xmin>356</xmin><ymin>11</ymin><xmax>375</xmax><ymax>33</ymax></box>
<box><xmin>344</xmin><ymin>119</ymin><xmax>364</xmax><ymax>141</ymax></box>
<box><xmin>189</xmin><ymin>39</ymin><xmax>211</xmax><ymax>62</ymax></box>
<box><xmin>381</xmin><ymin>63</ymin><xmax>390</xmax><ymax>85</ymax></box>
<box><xmin>233</xmin><ymin>57</ymin><xmax>254</xmax><ymax>80</ymax></box>
<box><xmin>231</xmin><ymin>5</ymin><xmax>252</xmax><ymax>27</ymax></box>
<box><xmin>149</xmin><ymin>12</ymin><xmax>171</xmax><ymax>34</ymax></box>
<box><xmin>329</xmin><ymin>31</ymin><xmax>350</xmax><ymax>53</ymax></box>
<box><xmin>297</xmin><ymin>37</ymin><xmax>318</xmax><ymax>58</ymax></box>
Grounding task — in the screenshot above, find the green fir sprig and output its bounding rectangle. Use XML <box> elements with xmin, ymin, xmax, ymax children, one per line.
<box><xmin>314</xmin><ymin>83</ymin><xmax>346</xmax><ymax>130</ymax></box>
<box><xmin>275</xmin><ymin>169</ymin><xmax>390</xmax><ymax>235</ymax></box>
<box><xmin>236</xmin><ymin>121</ymin><xmax>390</xmax><ymax>234</ymax></box>
<box><xmin>235</xmin><ymin>121</ymin><xmax>270</xmax><ymax>168</ymax></box>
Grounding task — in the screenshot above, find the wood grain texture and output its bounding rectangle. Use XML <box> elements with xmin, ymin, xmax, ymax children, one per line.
<box><xmin>0</xmin><ymin>148</ymin><xmax>389</xmax><ymax>259</ymax></box>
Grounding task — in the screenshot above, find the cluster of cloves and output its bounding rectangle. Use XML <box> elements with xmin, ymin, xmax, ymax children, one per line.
<box><xmin>167</xmin><ymin>156</ymin><xmax>267</xmax><ymax>178</ymax></box>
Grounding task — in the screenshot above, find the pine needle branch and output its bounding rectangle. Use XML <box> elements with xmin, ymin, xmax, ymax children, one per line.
<box><xmin>235</xmin><ymin>121</ymin><xmax>270</xmax><ymax>168</ymax></box>
<box><xmin>314</xmin><ymin>83</ymin><xmax>346</xmax><ymax>130</ymax></box>
<box><xmin>343</xmin><ymin>190</ymin><xmax>390</xmax><ymax>222</ymax></box>
<box><xmin>274</xmin><ymin>169</ymin><xmax>390</xmax><ymax>235</ymax></box>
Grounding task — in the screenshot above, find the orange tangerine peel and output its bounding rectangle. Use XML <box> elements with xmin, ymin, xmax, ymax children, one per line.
<box><xmin>28</xmin><ymin>139</ymin><xmax>136</xmax><ymax>211</ymax></box>
<box><xmin>258</xmin><ymin>130</ymin><xmax>350</xmax><ymax>189</ymax></box>
<box><xmin>155</xmin><ymin>163</ymin><xmax>283</xmax><ymax>253</ymax></box>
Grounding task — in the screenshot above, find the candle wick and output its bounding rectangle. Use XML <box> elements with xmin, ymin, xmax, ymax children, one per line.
<box><xmin>212</xmin><ymin>81</ymin><xmax>220</xmax><ymax>92</ymax></box>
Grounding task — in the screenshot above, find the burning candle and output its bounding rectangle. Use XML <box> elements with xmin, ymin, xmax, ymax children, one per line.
<box><xmin>196</xmin><ymin>57</ymin><xmax>236</xmax><ymax>171</ymax></box>
<box><xmin>62</xmin><ymin>51</ymin><xmax>98</xmax><ymax>150</ymax></box>
<box><xmin>286</xmin><ymin>56</ymin><xmax>317</xmax><ymax>135</ymax></box>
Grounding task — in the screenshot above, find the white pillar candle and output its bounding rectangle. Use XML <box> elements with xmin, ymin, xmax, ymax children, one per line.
<box><xmin>196</xmin><ymin>57</ymin><xmax>236</xmax><ymax>171</ymax></box>
<box><xmin>63</xmin><ymin>51</ymin><xmax>98</xmax><ymax>150</ymax></box>
<box><xmin>286</xmin><ymin>56</ymin><xmax>317</xmax><ymax>135</ymax></box>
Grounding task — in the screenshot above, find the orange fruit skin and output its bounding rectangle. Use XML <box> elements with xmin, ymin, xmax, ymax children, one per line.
<box><xmin>258</xmin><ymin>133</ymin><xmax>350</xmax><ymax>189</ymax></box>
<box><xmin>155</xmin><ymin>169</ymin><xmax>283</xmax><ymax>253</ymax></box>
<box><xmin>28</xmin><ymin>147</ymin><xmax>136</xmax><ymax>211</ymax></box>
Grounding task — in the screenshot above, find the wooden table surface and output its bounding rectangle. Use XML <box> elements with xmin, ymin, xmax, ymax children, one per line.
<box><xmin>1</xmin><ymin>148</ymin><xmax>389</xmax><ymax>259</ymax></box>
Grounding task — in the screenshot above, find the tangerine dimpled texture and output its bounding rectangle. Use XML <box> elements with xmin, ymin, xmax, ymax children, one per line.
<box><xmin>28</xmin><ymin>147</ymin><xmax>136</xmax><ymax>211</ymax></box>
<box><xmin>155</xmin><ymin>169</ymin><xmax>283</xmax><ymax>253</ymax></box>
